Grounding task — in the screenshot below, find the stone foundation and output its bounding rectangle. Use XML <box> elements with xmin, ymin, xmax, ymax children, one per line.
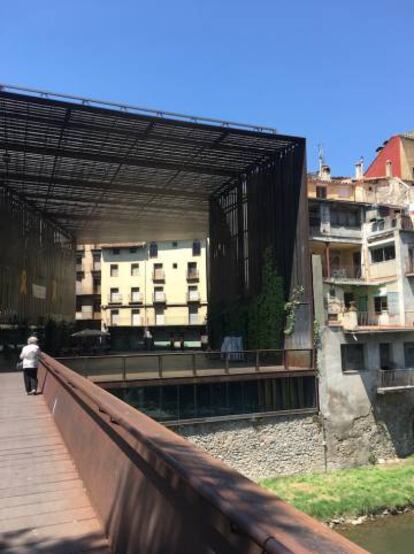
<box><xmin>173</xmin><ymin>413</ymin><xmax>325</xmax><ymax>481</ymax></box>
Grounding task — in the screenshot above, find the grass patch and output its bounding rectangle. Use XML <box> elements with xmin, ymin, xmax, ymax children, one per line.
<box><xmin>261</xmin><ymin>457</ymin><xmax>414</xmax><ymax>521</ymax></box>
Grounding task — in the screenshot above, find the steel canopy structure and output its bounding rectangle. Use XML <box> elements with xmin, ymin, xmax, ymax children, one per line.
<box><xmin>0</xmin><ymin>84</ymin><xmax>300</xmax><ymax>243</ymax></box>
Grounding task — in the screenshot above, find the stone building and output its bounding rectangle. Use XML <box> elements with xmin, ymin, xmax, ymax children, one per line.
<box><xmin>310</xmin><ymin>152</ymin><xmax>414</xmax><ymax>469</ymax></box>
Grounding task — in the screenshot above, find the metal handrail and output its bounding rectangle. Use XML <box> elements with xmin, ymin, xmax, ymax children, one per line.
<box><xmin>57</xmin><ymin>349</ymin><xmax>315</xmax><ymax>382</ymax></box>
<box><xmin>40</xmin><ymin>353</ymin><xmax>359</xmax><ymax>553</ymax></box>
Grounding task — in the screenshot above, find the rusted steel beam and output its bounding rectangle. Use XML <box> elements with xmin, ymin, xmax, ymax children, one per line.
<box><xmin>39</xmin><ymin>354</ymin><xmax>367</xmax><ymax>554</ymax></box>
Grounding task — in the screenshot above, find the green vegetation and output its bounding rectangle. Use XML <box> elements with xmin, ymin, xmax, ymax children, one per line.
<box><xmin>261</xmin><ymin>458</ymin><xmax>414</xmax><ymax>521</ymax></box>
<box><xmin>247</xmin><ymin>248</ymin><xmax>284</xmax><ymax>349</ymax></box>
<box><xmin>208</xmin><ymin>248</ymin><xmax>285</xmax><ymax>349</ymax></box>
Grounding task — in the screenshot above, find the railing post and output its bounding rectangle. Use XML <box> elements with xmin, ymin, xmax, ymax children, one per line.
<box><xmin>192</xmin><ymin>354</ymin><xmax>196</xmax><ymax>377</ymax></box>
<box><xmin>158</xmin><ymin>355</ymin><xmax>163</xmax><ymax>379</ymax></box>
<box><xmin>225</xmin><ymin>353</ymin><xmax>229</xmax><ymax>375</ymax></box>
<box><xmin>122</xmin><ymin>357</ymin><xmax>126</xmax><ymax>382</ymax></box>
<box><xmin>255</xmin><ymin>350</ymin><xmax>260</xmax><ymax>372</ymax></box>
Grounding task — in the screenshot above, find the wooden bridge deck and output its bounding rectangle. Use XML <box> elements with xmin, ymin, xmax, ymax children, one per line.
<box><xmin>0</xmin><ymin>372</ymin><xmax>110</xmax><ymax>554</ymax></box>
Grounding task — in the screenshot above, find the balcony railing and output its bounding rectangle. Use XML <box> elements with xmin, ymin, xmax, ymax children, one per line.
<box><xmin>129</xmin><ymin>292</ymin><xmax>143</xmax><ymax>304</ymax></box>
<box><xmin>187</xmin><ymin>269</ymin><xmax>199</xmax><ymax>280</ymax></box>
<box><xmin>153</xmin><ymin>269</ymin><xmax>165</xmax><ymax>281</ymax></box>
<box><xmin>76</xmin><ymin>263</ymin><xmax>83</xmax><ymax>272</ymax></box>
<box><xmin>92</xmin><ymin>262</ymin><xmax>101</xmax><ymax>271</ymax></box>
<box><xmin>108</xmin><ymin>293</ymin><xmax>122</xmax><ymax>304</ymax></box>
<box><xmin>323</xmin><ymin>264</ymin><xmax>363</xmax><ymax>281</ymax></box>
<box><xmin>377</xmin><ymin>369</ymin><xmax>414</xmax><ymax>392</ymax></box>
<box><xmin>153</xmin><ymin>291</ymin><xmax>166</xmax><ymax>303</ymax></box>
<box><xmin>368</xmin><ymin>215</ymin><xmax>413</xmax><ymax>235</ymax></box>
<box><xmin>357</xmin><ymin>311</ymin><xmax>379</xmax><ymax>326</ymax></box>
<box><xmin>187</xmin><ymin>290</ymin><xmax>200</xmax><ymax>302</ymax></box>
<box><xmin>58</xmin><ymin>348</ymin><xmax>316</xmax><ymax>383</ymax></box>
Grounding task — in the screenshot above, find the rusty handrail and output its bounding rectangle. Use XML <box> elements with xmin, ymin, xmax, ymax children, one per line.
<box><xmin>40</xmin><ymin>353</ymin><xmax>364</xmax><ymax>553</ymax></box>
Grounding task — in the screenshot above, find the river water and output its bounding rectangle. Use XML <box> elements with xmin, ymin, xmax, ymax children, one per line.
<box><xmin>340</xmin><ymin>513</ymin><xmax>414</xmax><ymax>553</ymax></box>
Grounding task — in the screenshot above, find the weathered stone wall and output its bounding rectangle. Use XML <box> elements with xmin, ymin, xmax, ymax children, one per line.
<box><xmin>172</xmin><ymin>413</ymin><xmax>325</xmax><ymax>481</ymax></box>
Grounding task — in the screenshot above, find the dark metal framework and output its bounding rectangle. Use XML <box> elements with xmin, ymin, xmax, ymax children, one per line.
<box><xmin>209</xmin><ymin>143</ymin><xmax>313</xmax><ymax>348</ymax></box>
<box><xmin>0</xmin><ymin>84</ymin><xmax>301</xmax><ymax>243</ymax></box>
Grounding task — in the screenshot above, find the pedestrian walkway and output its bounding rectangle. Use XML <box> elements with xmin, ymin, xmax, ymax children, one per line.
<box><xmin>0</xmin><ymin>372</ymin><xmax>110</xmax><ymax>554</ymax></box>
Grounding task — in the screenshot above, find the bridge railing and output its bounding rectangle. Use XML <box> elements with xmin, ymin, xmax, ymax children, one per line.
<box><xmin>57</xmin><ymin>348</ymin><xmax>315</xmax><ymax>383</ymax></box>
<box><xmin>38</xmin><ymin>353</ymin><xmax>365</xmax><ymax>554</ymax></box>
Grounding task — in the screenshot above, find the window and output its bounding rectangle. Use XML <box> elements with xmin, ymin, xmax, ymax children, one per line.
<box><xmin>110</xmin><ymin>287</ymin><xmax>120</xmax><ymax>302</ymax></box>
<box><xmin>153</xmin><ymin>263</ymin><xmax>164</xmax><ymax>280</ymax></box>
<box><xmin>154</xmin><ymin>286</ymin><xmax>164</xmax><ymax>303</ymax></box>
<box><xmin>309</xmin><ymin>205</ymin><xmax>321</xmax><ymax>228</ymax></box>
<box><xmin>93</xmin><ymin>278</ymin><xmax>100</xmax><ymax>293</ymax></box>
<box><xmin>110</xmin><ymin>310</ymin><xmax>119</xmax><ymax>326</ymax></box>
<box><xmin>131</xmin><ymin>263</ymin><xmax>139</xmax><ymax>276</ymax></box>
<box><xmin>173</xmin><ymin>263</ymin><xmax>178</xmax><ymax>269</ymax></box>
<box><xmin>330</xmin><ymin>207</ymin><xmax>359</xmax><ymax>227</ymax></box>
<box><xmin>370</xmin><ymin>244</ymin><xmax>395</xmax><ymax>263</ymax></box>
<box><xmin>93</xmin><ymin>299</ymin><xmax>101</xmax><ymax>312</ymax></box>
<box><xmin>76</xmin><ymin>272</ymin><xmax>83</xmax><ymax>282</ymax></box>
<box><xmin>155</xmin><ymin>305</ymin><xmax>165</xmax><ymax>325</ymax></box>
<box><xmin>112</xmin><ymin>248</ymin><xmax>120</xmax><ymax>255</ymax></box>
<box><xmin>344</xmin><ymin>292</ymin><xmax>354</xmax><ymax>308</ymax></box>
<box><xmin>131</xmin><ymin>309</ymin><xmax>141</xmax><ymax>326</ymax></box>
<box><xmin>172</xmin><ymin>241</ymin><xmax>178</xmax><ymax>247</ymax></box>
<box><xmin>149</xmin><ymin>242</ymin><xmax>158</xmax><ymax>258</ymax></box>
<box><xmin>189</xmin><ymin>305</ymin><xmax>199</xmax><ymax>324</ymax></box>
<box><xmin>129</xmin><ymin>247</ymin><xmax>137</xmax><ymax>253</ymax></box>
<box><xmin>92</xmin><ymin>253</ymin><xmax>100</xmax><ymax>262</ymax></box>
<box><xmin>329</xmin><ymin>287</ymin><xmax>336</xmax><ymax>298</ymax></box>
<box><xmin>316</xmin><ymin>186</ymin><xmax>327</xmax><ymax>199</ymax></box>
<box><xmin>379</xmin><ymin>343</ymin><xmax>392</xmax><ymax>370</ymax></box>
<box><xmin>110</xmin><ymin>264</ymin><xmax>119</xmax><ymax>277</ymax></box>
<box><xmin>192</xmin><ymin>240</ymin><xmax>201</xmax><ymax>256</ymax></box>
<box><xmin>188</xmin><ymin>285</ymin><xmax>199</xmax><ymax>301</ymax></box>
<box><xmin>405</xmin><ymin>343</ymin><xmax>414</xmax><ymax>368</ymax></box>
<box><xmin>374</xmin><ymin>296</ymin><xmax>388</xmax><ymax>314</ymax></box>
<box><xmin>131</xmin><ymin>287</ymin><xmax>141</xmax><ymax>303</ymax></box>
<box><xmin>76</xmin><ymin>254</ymin><xmax>83</xmax><ymax>265</ymax></box>
<box><xmin>188</xmin><ymin>261</ymin><xmax>198</xmax><ymax>278</ymax></box>
<box><xmin>341</xmin><ymin>344</ymin><xmax>365</xmax><ymax>371</ymax></box>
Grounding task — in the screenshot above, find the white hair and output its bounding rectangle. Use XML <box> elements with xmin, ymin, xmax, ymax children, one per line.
<box><xmin>27</xmin><ymin>336</ymin><xmax>38</xmax><ymax>345</ymax></box>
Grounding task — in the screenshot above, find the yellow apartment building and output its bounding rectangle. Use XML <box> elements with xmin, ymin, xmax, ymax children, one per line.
<box><xmin>76</xmin><ymin>240</ymin><xmax>208</xmax><ymax>348</ymax></box>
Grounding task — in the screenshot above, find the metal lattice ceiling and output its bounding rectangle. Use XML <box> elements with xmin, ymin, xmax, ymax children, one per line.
<box><xmin>0</xmin><ymin>84</ymin><xmax>303</xmax><ymax>243</ymax></box>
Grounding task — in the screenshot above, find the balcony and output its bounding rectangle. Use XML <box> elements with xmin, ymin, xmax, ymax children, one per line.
<box><xmin>310</xmin><ymin>223</ymin><xmax>362</xmax><ymax>242</ymax></box>
<box><xmin>377</xmin><ymin>369</ymin><xmax>414</xmax><ymax>394</ymax></box>
<box><xmin>92</xmin><ymin>262</ymin><xmax>101</xmax><ymax>272</ymax></box>
<box><xmin>129</xmin><ymin>292</ymin><xmax>143</xmax><ymax>304</ymax></box>
<box><xmin>187</xmin><ymin>290</ymin><xmax>200</xmax><ymax>302</ymax></box>
<box><xmin>76</xmin><ymin>263</ymin><xmax>83</xmax><ymax>272</ymax></box>
<box><xmin>323</xmin><ymin>264</ymin><xmax>364</xmax><ymax>284</ymax></box>
<box><xmin>108</xmin><ymin>293</ymin><xmax>123</xmax><ymax>304</ymax></box>
<box><xmin>153</xmin><ymin>291</ymin><xmax>166</xmax><ymax>303</ymax></box>
<box><xmin>153</xmin><ymin>268</ymin><xmax>165</xmax><ymax>281</ymax></box>
<box><xmin>187</xmin><ymin>268</ymin><xmax>199</xmax><ymax>281</ymax></box>
<box><xmin>368</xmin><ymin>215</ymin><xmax>414</xmax><ymax>237</ymax></box>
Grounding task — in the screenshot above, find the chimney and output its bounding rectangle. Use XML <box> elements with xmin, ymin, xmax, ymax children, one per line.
<box><xmin>320</xmin><ymin>164</ymin><xmax>331</xmax><ymax>181</ymax></box>
<box><xmin>385</xmin><ymin>159</ymin><xmax>393</xmax><ymax>178</ymax></box>
<box><xmin>355</xmin><ymin>158</ymin><xmax>364</xmax><ymax>180</ymax></box>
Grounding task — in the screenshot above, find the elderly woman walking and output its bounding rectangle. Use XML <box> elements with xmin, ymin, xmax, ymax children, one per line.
<box><xmin>20</xmin><ymin>336</ymin><xmax>41</xmax><ymax>395</ymax></box>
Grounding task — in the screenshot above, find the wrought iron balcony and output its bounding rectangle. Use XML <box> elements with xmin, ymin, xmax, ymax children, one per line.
<box><xmin>153</xmin><ymin>291</ymin><xmax>166</xmax><ymax>303</ymax></box>
<box><xmin>187</xmin><ymin>268</ymin><xmax>199</xmax><ymax>281</ymax></box>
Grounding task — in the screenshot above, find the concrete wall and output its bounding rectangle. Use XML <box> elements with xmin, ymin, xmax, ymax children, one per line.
<box><xmin>318</xmin><ymin>313</ymin><xmax>414</xmax><ymax>468</ymax></box>
<box><xmin>173</xmin><ymin>414</ymin><xmax>325</xmax><ymax>481</ymax></box>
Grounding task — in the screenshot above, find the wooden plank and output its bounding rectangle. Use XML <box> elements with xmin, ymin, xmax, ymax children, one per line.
<box><xmin>0</xmin><ymin>373</ymin><xmax>110</xmax><ymax>553</ymax></box>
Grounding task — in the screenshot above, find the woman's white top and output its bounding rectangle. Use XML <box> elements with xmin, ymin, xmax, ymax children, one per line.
<box><xmin>20</xmin><ymin>344</ymin><xmax>41</xmax><ymax>369</ymax></box>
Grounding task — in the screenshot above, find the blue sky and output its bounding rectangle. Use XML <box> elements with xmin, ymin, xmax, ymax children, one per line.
<box><xmin>2</xmin><ymin>0</ymin><xmax>413</xmax><ymax>175</ymax></box>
